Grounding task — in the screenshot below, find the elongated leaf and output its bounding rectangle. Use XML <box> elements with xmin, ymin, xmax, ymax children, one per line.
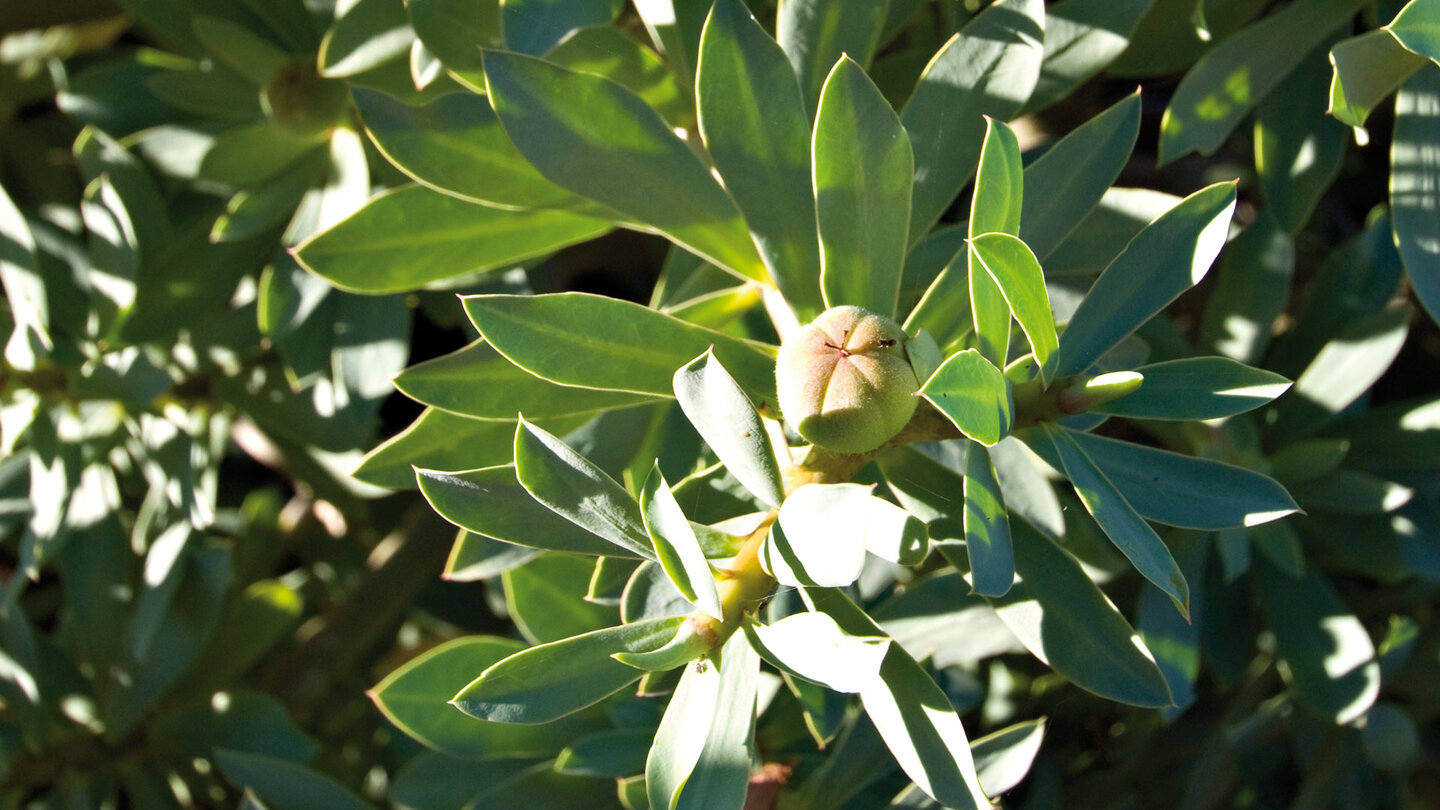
<box><xmin>371</xmin><ymin>636</ymin><xmax>602</xmax><ymax>758</ymax></box>
<box><xmin>505</xmin><ymin>553</ymin><xmax>620</xmax><ymax>645</ymax></box>
<box><xmin>295</xmin><ymin>185</ymin><xmax>610</xmax><ymax>293</ymax></box>
<box><xmin>545</xmin><ymin>26</ymin><xmax>692</xmax><ymax>131</ymax></box>
<box><xmin>1030</xmin><ymin>429</ymin><xmax>1299</xmax><ymax>530</ymax></box>
<box><xmin>463</xmin><ymin>293</ymin><xmax>777</xmax><ymax>405</ymax></box>
<box><xmin>1198</xmin><ymin>215</ymin><xmax>1296</xmax><ymax>364</ymax></box>
<box><xmin>481</xmin><ymin>50</ymin><xmax>766</xmax><ymax>282</ymax></box>
<box><xmin>1025</xmin><ymin>0</ymin><xmax>1152</xmax><ymax>112</ymax></box>
<box><xmin>672</xmin><ymin>632</ymin><xmax>759</xmax><ymax>810</ymax></box>
<box><xmin>902</xmin><ymin>0</ymin><xmax>1045</xmax><ymax>242</ymax></box>
<box><xmin>354</xmin><ymin>89</ymin><xmax>607</xmax><ymax>213</ymax></box>
<box><xmin>1044</xmin><ymin>424</ymin><xmax>1189</xmax><ymax>616</ymax></box>
<box><xmin>502</xmin><ymin>0</ymin><xmax>622</xmax><ymax>56</ymax></box>
<box><xmin>1051</xmin><ymin>182</ymin><xmax>1236</xmax><ymax>378</ymax></box>
<box><xmin>764</xmin><ymin>484</ymin><xmax>872</xmax><ymax>588</ymax></box>
<box><xmin>814</xmin><ymin>57</ymin><xmax>912</xmax><ymax>318</ymax></box>
<box><xmin>920</xmin><ymin>349</ymin><xmax>1014</xmax><ymax>446</ymax></box>
<box><xmin>216</xmin><ymin>750</ymin><xmax>373</xmax><ymax>810</ymax></box>
<box><xmin>864</xmin><ymin>496</ymin><xmax>930</xmax><ymax>567</ymax></box>
<box><xmin>1389</xmin><ymin>0</ymin><xmax>1440</xmax><ymax>62</ymax></box>
<box><xmin>1021</xmin><ymin>91</ymin><xmax>1141</xmax><ymax>260</ymax></box>
<box><xmin>989</xmin><ymin>520</ymin><xmax>1172</xmax><ymax>706</ymax></box>
<box><xmin>1329</xmin><ymin>30</ymin><xmax>1427</xmax><ymax>128</ymax></box>
<box><xmin>355</xmin><ymin>409</ymin><xmax>550</xmax><ymax>490</ymax></box>
<box><xmin>513</xmin><ymin>418</ymin><xmax>654</xmax><ymax>559</ymax></box>
<box><xmin>805</xmin><ymin>588</ymin><xmax>991</xmax><ymax>810</ymax></box>
<box><xmin>971</xmin><ymin>719</ymin><xmax>1048</xmax><ymax>797</ymax></box>
<box><xmin>1095</xmin><ymin>356</ymin><xmax>1291</xmax><ymax>420</ymax></box>
<box><xmin>1254</xmin><ymin>558</ymin><xmax>1379</xmax><ymax>724</ymax></box>
<box><xmin>406</xmin><ymin>0</ymin><xmax>501</xmax><ymax>73</ymax></box>
<box><xmin>965</xmin><ymin>444</ymin><xmax>1014</xmax><ymax>597</ymax></box>
<box><xmin>970</xmin><ymin>233</ymin><xmax>1058</xmax><ymax>384</ymax></box>
<box><xmin>776</xmin><ymin>0</ymin><xmax>888</xmax><ymax>118</ymax></box>
<box><xmin>318</xmin><ymin>0</ymin><xmax>415</xmax><ymax>77</ymax></box>
<box><xmin>453</xmin><ymin>616</ymin><xmax>685</xmax><ymax>723</ymax></box>
<box><xmin>1258</xmin><ymin>44</ymin><xmax>1348</xmax><ymax>233</ymax></box>
<box><xmin>1159</xmin><ymin>0</ymin><xmax>1369</xmax><ymax>162</ymax></box>
<box><xmin>698</xmin><ymin>0</ymin><xmax>823</xmax><ymax>318</ymax></box>
<box><xmin>642</xmin><ymin>465</ymin><xmax>722</xmax><ymax>621</ymax></box>
<box><xmin>966</xmin><ymin>119</ymin><xmax>1022</xmax><ymax>364</ymax></box>
<box><xmin>0</xmin><ymin>183</ymin><xmax>49</xmax><ymax>371</ymax></box>
<box><xmin>745</xmin><ymin>612</ymin><xmax>888</xmax><ymax>693</ymax></box>
<box><xmin>672</xmin><ymin>349</ymin><xmax>784</xmax><ymax>508</ymax></box>
<box><xmin>1392</xmin><ymin>67</ymin><xmax>1440</xmax><ymax>325</ymax></box>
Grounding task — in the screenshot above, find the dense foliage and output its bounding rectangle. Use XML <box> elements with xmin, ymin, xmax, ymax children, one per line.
<box><xmin>1</xmin><ymin>0</ymin><xmax>1437</xmax><ymax>808</ymax></box>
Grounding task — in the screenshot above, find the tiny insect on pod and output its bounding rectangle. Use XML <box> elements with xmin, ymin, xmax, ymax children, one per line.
<box><xmin>775</xmin><ymin>305</ymin><xmax>920</xmax><ymax>454</ymax></box>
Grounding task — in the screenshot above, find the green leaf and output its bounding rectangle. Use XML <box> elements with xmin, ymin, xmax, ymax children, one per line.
<box><xmin>1138</xmin><ymin>533</ymin><xmax>1206</xmax><ymax>720</ymax></box>
<box><xmin>0</xmin><ymin>182</ymin><xmax>50</xmax><ymax>371</ymax></box>
<box><xmin>191</xmin><ymin>16</ymin><xmax>291</xmax><ymax>85</ymax></box>
<box><xmin>295</xmin><ymin>185</ymin><xmax>610</xmax><ymax>293</ymax></box>
<box><xmin>902</xmin><ymin>0</ymin><xmax>1044</xmax><ymax>243</ymax></box>
<box><xmin>920</xmin><ymin>349</ymin><xmax>1014</xmax><ymax>446</ymax></box>
<box><xmin>556</xmin><ymin>728</ymin><xmax>653</xmax><ymax>777</ymax></box>
<box><xmin>1025</xmin><ymin>0</ymin><xmax>1152</xmax><ymax>113</ymax></box>
<box><xmin>1198</xmin><ymin>215</ymin><xmax>1296</xmax><ymax>363</ymax></box>
<box><xmin>1325</xmin><ymin>396</ymin><xmax>1440</xmax><ymax>472</ymax></box>
<box><xmin>1051</xmin><ymin>181</ymin><xmax>1236</xmax><ymax>378</ymax></box>
<box><xmin>642</xmin><ymin>464</ymin><xmax>723</xmax><ymax>622</ymax></box>
<box><xmin>370</xmin><ymin>636</ymin><xmax>603</xmax><ymax>758</ymax></box>
<box><xmin>506</xmin><ymin>553</ymin><xmax>619</xmax><ymax>644</ymax></box>
<box><xmin>1257</xmin><ymin>45</ymin><xmax>1348</xmax><ymax>233</ymax></box>
<box><xmin>672</xmin><ymin>349</ymin><xmax>784</xmax><ymax>508</ymax></box>
<box><xmin>1271</xmin><ymin>302</ymin><xmax>1412</xmax><ymax>443</ymax></box>
<box><xmin>1043</xmin><ymin>424</ymin><xmax>1189</xmax><ymax>617</ymax></box>
<box><xmin>1328</xmin><ymin>30</ymin><xmax>1427</xmax><ymax>128</ymax></box>
<box><xmin>545</xmin><ymin>26</ymin><xmax>692</xmax><ymax>131</ymax></box>
<box><xmin>813</xmin><ymin>56</ymin><xmax>913</xmax><ymax>318</ymax></box>
<box><xmin>697</xmin><ymin>0</ymin><xmax>823</xmax><ymax>318</ymax></box>
<box><xmin>763</xmin><ymin>484</ymin><xmax>872</xmax><ymax>588</ymax></box>
<box><xmin>776</xmin><ymin>0</ymin><xmax>889</xmax><ymax>118</ymax></box>
<box><xmin>318</xmin><ymin>0</ymin><xmax>415</xmax><ymax>77</ymax></box>
<box><xmin>1391</xmin><ymin>0</ymin><xmax>1440</xmax><ymax>62</ymax></box>
<box><xmin>1254</xmin><ymin>559</ymin><xmax>1380</xmax><ymax>724</ymax></box>
<box><xmin>462</xmin><ymin>293</ymin><xmax>777</xmax><ymax>405</ymax></box>
<box><xmin>481</xmin><ymin>50</ymin><xmax>766</xmax><ymax>282</ymax></box>
<box><xmin>863</xmin><ymin>496</ymin><xmax>930</xmax><ymax>567</ymax></box>
<box><xmin>965</xmin><ymin>444</ymin><xmax>1015</xmax><ymax>598</ymax></box>
<box><xmin>969</xmin><ymin>233</ymin><xmax>1059</xmax><ymax>384</ymax></box>
<box><xmin>501</xmin><ymin>0</ymin><xmax>622</xmax><ymax>56</ymax></box>
<box><xmin>805</xmin><ymin>588</ymin><xmax>991</xmax><ymax>810</ymax></box>
<box><xmin>513</xmin><ymin>418</ymin><xmax>655</xmax><ymax>560</ymax></box>
<box><xmin>964</xmin><ymin>118</ymin><xmax>1022</xmax><ymax>364</ymax></box>
<box><xmin>970</xmin><ymin>718</ymin><xmax>1048</xmax><ymax>797</ymax></box>
<box><xmin>355</xmin><ymin>409</ymin><xmax>536</xmax><ymax>489</ymax></box>
<box><xmin>1392</xmin><ymin>66</ymin><xmax>1440</xmax><ymax>326</ymax></box>
<box><xmin>744</xmin><ymin>612</ymin><xmax>888</xmax><ymax>693</ymax></box>
<box><xmin>1158</xmin><ymin>0</ymin><xmax>1369</xmax><ymax>162</ymax></box>
<box><xmin>1095</xmin><ymin>356</ymin><xmax>1291</xmax><ymax>420</ymax></box>
<box><xmin>1020</xmin><ymin>91</ymin><xmax>1141</xmax><ymax>260</ymax></box>
<box><xmin>444</xmin><ymin>533</ymin><xmax>538</xmax><ymax>581</ymax></box>
<box><xmin>453</xmin><ymin>616</ymin><xmax>685</xmax><ymax>723</ymax></box>
<box><xmin>395</xmin><ymin>340</ymin><xmax>660</xmax><ymax>420</ymax></box>
<box><xmin>988</xmin><ymin>520</ymin><xmax>1173</xmax><ymax>707</ymax></box>
<box><xmin>355</xmin><ymin>89</ymin><xmax>608</xmax><ymax>213</ymax></box>
<box><xmin>216</xmin><ymin>750</ymin><xmax>375</xmax><ymax>810</ymax></box>
<box><xmin>406</xmin><ymin>0</ymin><xmax>501</xmax><ymax>73</ymax></box>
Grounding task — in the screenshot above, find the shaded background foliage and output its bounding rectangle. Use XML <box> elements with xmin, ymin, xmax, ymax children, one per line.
<box><xmin>0</xmin><ymin>0</ymin><xmax>1437</xmax><ymax>808</ymax></box>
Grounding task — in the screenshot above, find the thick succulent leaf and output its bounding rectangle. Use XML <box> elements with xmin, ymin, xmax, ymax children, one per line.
<box><xmin>481</xmin><ymin>50</ymin><xmax>767</xmax><ymax>282</ymax></box>
<box><xmin>672</xmin><ymin>349</ymin><xmax>784</xmax><ymax>508</ymax></box>
<box><xmin>1392</xmin><ymin>67</ymin><xmax>1440</xmax><ymax>326</ymax></box>
<box><xmin>965</xmin><ymin>444</ymin><xmax>1015</xmax><ymax>598</ymax></box>
<box><xmin>745</xmin><ymin>612</ymin><xmax>888</xmax><ymax>693</ymax></box>
<box><xmin>697</xmin><ymin>0</ymin><xmax>823</xmax><ymax>318</ymax></box>
<box><xmin>805</xmin><ymin>588</ymin><xmax>991</xmax><ymax>810</ymax></box>
<box><xmin>453</xmin><ymin>616</ymin><xmax>685</xmax><ymax>724</ymax></box>
<box><xmin>1159</xmin><ymin>0</ymin><xmax>1369</xmax><ymax>162</ymax></box>
<box><xmin>462</xmin><ymin>293</ymin><xmax>777</xmax><ymax>405</ymax></box>
<box><xmin>295</xmin><ymin>185</ymin><xmax>610</xmax><ymax>293</ymax></box>
<box><xmin>920</xmin><ymin>349</ymin><xmax>1014</xmax><ymax>446</ymax></box>
<box><xmin>902</xmin><ymin>0</ymin><xmax>1045</xmax><ymax>242</ymax></box>
<box><xmin>354</xmin><ymin>89</ymin><xmax>608</xmax><ymax>213</ymax></box>
<box><xmin>513</xmin><ymin>418</ymin><xmax>654</xmax><ymax>559</ymax></box>
<box><xmin>814</xmin><ymin>56</ymin><xmax>913</xmax><ymax>318</ymax></box>
<box><xmin>642</xmin><ymin>464</ymin><xmax>722</xmax><ymax>621</ymax></box>
<box><xmin>1254</xmin><ymin>558</ymin><xmax>1380</xmax><ymax>724</ymax></box>
<box><xmin>988</xmin><ymin>520</ymin><xmax>1173</xmax><ymax>707</ymax></box>
<box><xmin>1042</xmin><ymin>424</ymin><xmax>1189</xmax><ymax>617</ymax></box>
<box><xmin>1020</xmin><ymin>91</ymin><xmax>1141</xmax><ymax>260</ymax></box>
<box><xmin>1051</xmin><ymin>182</ymin><xmax>1236</xmax><ymax>378</ymax></box>
<box><xmin>776</xmin><ymin>0</ymin><xmax>888</xmax><ymax>118</ymax></box>
<box><xmin>371</xmin><ymin>636</ymin><xmax>602</xmax><ymax>759</ymax></box>
<box><xmin>395</xmin><ymin>340</ymin><xmax>660</xmax><ymax>420</ymax></box>
<box><xmin>969</xmin><ymin>233</ymin><xmax>1059</xmax><ymax>384</ymax></box>
<box><xmin>1094</xmin><ymin>356</ymin><xmax>1291</xmax><ymax>420</ymax></box>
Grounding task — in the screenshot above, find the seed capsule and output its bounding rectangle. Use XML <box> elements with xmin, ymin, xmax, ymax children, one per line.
<box><xmin>775</xmin><ymin>306</ymin><xmax>919</xmax><ymax>454</ymax></box>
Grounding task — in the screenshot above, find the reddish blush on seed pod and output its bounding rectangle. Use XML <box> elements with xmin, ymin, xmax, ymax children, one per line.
<box><xmin>775</xmin><ymin>305</ymin><xmax>920</xmax><ymax>454</ymax></box>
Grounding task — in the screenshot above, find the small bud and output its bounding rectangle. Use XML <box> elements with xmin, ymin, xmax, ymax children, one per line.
<box><xmin>775</xmin><ymin>306</ymin><xmax>919</xmax><ymax>454</ymax></box>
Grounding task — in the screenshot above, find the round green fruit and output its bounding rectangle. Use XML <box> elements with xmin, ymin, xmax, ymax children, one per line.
<box><xmin>776</xmin><ymin>306</ymin><xmax>920</xmax><ymax>454</ymax></box>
